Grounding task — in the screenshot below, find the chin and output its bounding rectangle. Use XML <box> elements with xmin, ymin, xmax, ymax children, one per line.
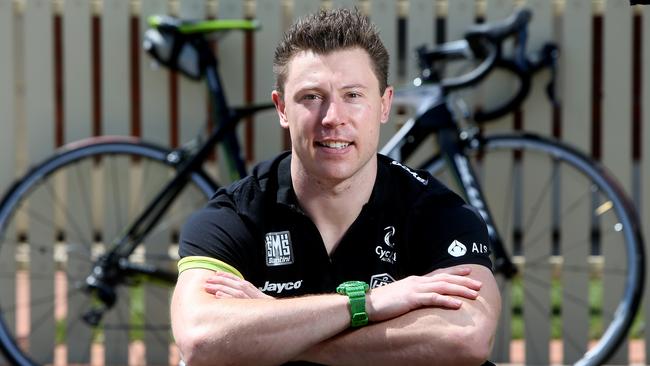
<box><xmin>312</xmin><ymin>166</ymin><xmax>355</xmax><ymax>183</ymax></box>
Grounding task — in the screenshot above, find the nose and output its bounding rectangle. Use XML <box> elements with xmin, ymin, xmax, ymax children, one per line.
<box><xmin>321</xmin><ymin>99</ymin><xmax>345</xmax><ymax>128</ymax></box>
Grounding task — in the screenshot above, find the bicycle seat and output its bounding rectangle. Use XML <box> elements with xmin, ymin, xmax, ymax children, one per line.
<box><xmin>148</xmin><ymin>15</ymin><xmax>259</xmax><ymax>36</ymax></box>
<box><xmin>144</xmin><ymin>15</ymin><xmax>259</xmax><ymax>80</ymax></box>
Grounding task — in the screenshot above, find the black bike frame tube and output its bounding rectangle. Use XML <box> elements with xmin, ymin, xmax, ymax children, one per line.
<box><xmin>204</xmin><ymin>47</ymin><xmax>248</xmax><ymax>179</ymax></box>
<box><xmin>106</xmin><ymin>37</ymin><xmax>254</xmax><ymax>259</ymax></box>
<box><xmin>435</xmin><ymin>127</ymin><xmax>517</xmax><ymax>277</ymax></box>
<box><xmin>109</xmin><ymin>68</ymin><xmax>244</xmax><ymax>261</ymax></box>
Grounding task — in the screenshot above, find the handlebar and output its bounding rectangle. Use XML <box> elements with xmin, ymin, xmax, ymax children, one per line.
<box><xmin>414</xmin><ymin>8</ymin><xmax>558</xmax><ymax>123</ymax></box>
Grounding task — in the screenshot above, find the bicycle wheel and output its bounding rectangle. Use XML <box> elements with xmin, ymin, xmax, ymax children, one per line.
<box><xmin>423</xmin><ymin>133</ymin><xmax>644</xmax><ymax>366</ymax></box>
<box><xmin>0</xmin><ymin>136</ymin><xmax>216</xmax><ymax>366</ymax></box>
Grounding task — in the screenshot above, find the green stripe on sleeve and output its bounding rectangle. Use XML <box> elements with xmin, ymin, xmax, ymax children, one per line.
<box><xmin>177</xmin><ymin>256</ymin><xmax>244</xmax><ymax>279</ymax></box>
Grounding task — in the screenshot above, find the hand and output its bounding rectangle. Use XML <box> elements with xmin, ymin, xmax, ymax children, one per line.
<box><xmin>366</xmin><ymin>266</ymin><xmax>482</xmax><ymax>322</ymax></box>
<box><xmin>203</xmin><ymin>272</ymin><xmax>274</xmax><ymax>299</ymax></box>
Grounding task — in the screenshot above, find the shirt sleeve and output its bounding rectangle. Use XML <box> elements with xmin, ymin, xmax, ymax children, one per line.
<box><xmin>178</xmin><ymin>194</ymin><xmax>255</xmax><ymax>278</ymax></box>
<box><xmin>409</xmin><ymin>191</ymin><xmax>493</xmax><ymax>273</ymax></box>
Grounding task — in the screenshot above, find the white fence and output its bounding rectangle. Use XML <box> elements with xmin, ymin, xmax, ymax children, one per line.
<box><xmin>1</xmin><ymin>0</ymin><xmax>650</xmax><ymax>365</ymax></box>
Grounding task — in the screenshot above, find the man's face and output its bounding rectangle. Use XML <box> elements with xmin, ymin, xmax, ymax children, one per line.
<box><xmin>272</xmin><ymin>47</ymin><xmax>393</xmax><ymax>185</ymax></box>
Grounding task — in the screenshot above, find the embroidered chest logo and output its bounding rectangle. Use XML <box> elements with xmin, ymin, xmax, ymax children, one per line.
<box><xmin>375</xmin><ymin>226</ymin><xmax>398</xmax><ymax>264</ymax></box>
<box><xmin>370</xmin><ymin>273</ymin><xmax>396</xmax><ymax>288</ymax></box>
<box><xmin>265</xmin><ymin>231</ymin><xmax>294</xmax><ymax>266</ymax></box>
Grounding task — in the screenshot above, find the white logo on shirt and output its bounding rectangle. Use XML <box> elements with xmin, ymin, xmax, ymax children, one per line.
<box><xmin>265</xmin><ymin>231</ymin><xmax>293</xmax><ymax>266</ymax></box>
<box><xmin>376</xmin><ymin>226</ymin><xmax>398</xmax><ymax>264</ymax></box>
<box><xmin>384</xmin><ymin>226</ymin><xmax>396</xmax><ymax>247</ymax></box>
<box><xmin>472</xmin><ymin>242</ymin><xmax>489</xmax><ymax>254</ymax></box>
<box><xmin>259</xmin><ymin>280</ymin><xmax>303</xmax><ymax>294</ymax></box>
<box><xmin>390</xmin><ymin>161</ymin><xmax>428</xmax><ymax>185</ymax></box>
<box><xmin>447</xmin><ymin>240</ymin><xmax>467</xmax><ymax>257</ymax></box>
<box><xmin>370</xmin><ymin>273</ymin><xmax>396</xmax><ymax>288</ymax></box>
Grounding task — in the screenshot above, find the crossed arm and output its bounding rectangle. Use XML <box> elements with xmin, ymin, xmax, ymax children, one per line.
<box><xmin>171</xmin><ymin>264</ymin><xmax>500</xmax><ymax>366</ymax></box>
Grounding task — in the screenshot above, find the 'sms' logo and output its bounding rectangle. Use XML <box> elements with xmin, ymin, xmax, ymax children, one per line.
<box><xmin>265</xmin><ymin>231</ymin><xmax>293</xmax><ymax>266</ymax></box>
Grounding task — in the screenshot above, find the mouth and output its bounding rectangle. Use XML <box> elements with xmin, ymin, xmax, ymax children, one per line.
<box><xmin>316</xmin><ymin>140</ymin><xmax>352</xmax><ymax>150</ymax></box>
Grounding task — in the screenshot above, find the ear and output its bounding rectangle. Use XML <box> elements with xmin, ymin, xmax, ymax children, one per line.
<box><xmin>380</xmin><ymin>86</ymin><xmax>393</xmax><ymax>124</ymax></box>
<box><xmin>272</xmin><ymin>90</ymin><xmax>289</xmax><ymax>129</ymax></box>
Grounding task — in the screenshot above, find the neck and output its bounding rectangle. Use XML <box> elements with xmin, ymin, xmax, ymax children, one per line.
<box><xmin>291</xmin><ymin>156</ymin><xmax>377</xmax><ymax>254</ymax></box>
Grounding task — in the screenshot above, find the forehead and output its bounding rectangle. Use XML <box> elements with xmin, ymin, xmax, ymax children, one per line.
<box><xmin>284</xmin><ymin>48</ymin><xmax>379</xmax><ymax>91</ymax></box>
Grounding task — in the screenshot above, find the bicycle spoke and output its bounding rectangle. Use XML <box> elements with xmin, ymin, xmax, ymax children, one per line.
<box><xmin>521</xmin><ymin>162</ymin><xmax>556</xmax><ymax>237</ymax></box>
<box><xmin>500</xmin><ymin>160</ymin><xmax>516</xmax><ymax>250</ymax></box>
<box><xmin>525</xmin><ymin>227</ymin><xmax>626</xmax><ymax>268</ymax></box>
<box><xmin>144</xmin><ymin>200</ymin><xmax>203</xmax><ymax>243</ymax></box>
<box><xmin>2</xmin><ymin>278</ymin><xmax>87</xmax><ymax>314</ymax></box>
<box><xmin>524</xmin><ymin>263</ymin><xmax>627</xmax><ymax>277</ymax></box>
<box><xmin>74</xmin><ymin>160</ymin><xmax>96</xmax><ymax>239</ymax></box>
<box><xmin>43</xmin><ymin>180</ymin><xmax>94</xmax><ymax>250</ymax></box>
<box><xmin>64</xmin><ymin>298</ymin><xmax>95</xmax><ymax>361</ymax></box>
<box><xmin>0</xmin><ymin>142</ymin><xmax>212</xmax><ymax>365</ymax></box>
<box><xmin>523</xmin><ymin>272</ymin><xmax>592</xmax><ymax>311</ymax></box>
<box><xmin>109</xmin><ymin>157</ymin><xmax>125</xmax><ymax>236</ymax></box>
<box><xmin>518</xmin><ymin>184</ymin><xmax>594</xmax><ymax>256</ymax></box>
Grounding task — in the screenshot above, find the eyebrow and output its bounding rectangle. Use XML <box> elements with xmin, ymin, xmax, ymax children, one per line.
<box><xmin>295</xmin><ymin>83</ymin><xmax>367</xmax><ymax>91</ymax></box>
<box><xmin>341</xmin><ymin>84</ymin><xmax>367</xmax><ymax>90</ymax></box>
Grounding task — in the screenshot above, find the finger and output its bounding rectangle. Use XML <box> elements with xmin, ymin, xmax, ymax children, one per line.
<box><xmin>211</xmin><ymin>271</ymin><xmax>244</xmax><ymax>281</ymax></box>
<box><xmin>414</xmin><ymin>292</ymin><xmax>464</xmax><ymax>309</ymax></box>
<box><xmin>205</xmin><ymin>271</ymin><xmax>245</xmax><ymax>284</ymax></box>
<box><xmin>205</xmin><ymin>274</ymin><xmax>249</xmax><ymax>290</ymax></box>
<box><xmin>422</xmin><ymin>274</ymin><xmax>482</xmax><ymax>290</ymax></box>
<box><xmin>213</xmin><ymin>291</ymin><xmax>235</xmax><ymax>299</ymax></box>
<box><xmin>417</xmin><ymin>282</ymin><xmax>480</xmax><ymax>300</ymax></box>
<box><xmin>204</xmin><ymin>283</ymin><xmax>249</xmax><ymax>298</ymax></box>
<box><xmin>426</xmin><ymin>266</ymin><xmax>471</xmax><ymax>277</ymax></box>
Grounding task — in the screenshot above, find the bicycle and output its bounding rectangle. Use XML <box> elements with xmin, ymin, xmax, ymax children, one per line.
<box><xmin>381</xmin><ymin>8</ymin><xmax>644</xmax><ymax>366</ymax></box>
<box><xmin>0</xmin><ymin>8</ymin><xmax>643</xmax><ymax>366</ymax></box>
<box><xmin>0</xmin><ymin>16</ymin><xmax>273</xmax><ymax>366</ymax></box>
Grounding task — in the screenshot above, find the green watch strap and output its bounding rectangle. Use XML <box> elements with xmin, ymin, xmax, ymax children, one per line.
<box><xmin>337</xmin><ymin>281</ymin><xmax>370</xmax><ymax>327</ymax></box>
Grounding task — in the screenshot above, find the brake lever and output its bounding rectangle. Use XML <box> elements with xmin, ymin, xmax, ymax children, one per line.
<box><xmin>542</xmin><ymin>43</ymin><xmax>560</xmax><ymax>108</ymax></box>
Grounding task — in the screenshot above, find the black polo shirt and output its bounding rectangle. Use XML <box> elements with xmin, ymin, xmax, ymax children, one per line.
<box><xmin>179</xmin><ymin>151</ymin><xmax>492</xmax><ymax>296</ymax></box>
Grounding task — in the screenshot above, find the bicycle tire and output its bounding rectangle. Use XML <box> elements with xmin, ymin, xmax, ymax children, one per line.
<box><xmin>0</xmin><ymin>136</ymin><xmax>216</xmax><ymax>366</ymax></box>
<box><xmin>422</xmin><ymin>133</ymin><xmax>644</xmax><ymax>366</ymax></box>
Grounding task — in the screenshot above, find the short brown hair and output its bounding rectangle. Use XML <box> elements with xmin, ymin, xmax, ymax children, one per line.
<box><xmin>273</xmin><ymin>8</ymin><xmax>389</xmax><ymax>95</ymax></box>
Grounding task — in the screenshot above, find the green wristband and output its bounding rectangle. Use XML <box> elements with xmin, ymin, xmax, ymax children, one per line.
<box><xmin>336</xmin><ymin>281</ymin><xmax>370</xmax><ymax>327</ymax></box>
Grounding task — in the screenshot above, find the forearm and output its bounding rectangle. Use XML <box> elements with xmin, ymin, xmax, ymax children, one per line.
<box><xmin>298</xmin><ymin>266</ymin><xmax>501</xmax><ymax>366</ymax></box>
<box><xmin>298</xmin><ymin>307</ymin><xmax>492</xmax><ymax>366</ymax></box>
<box><xmin>172</xmin><ymin>271</ymin><xmax>350</xmax><ymax>366</ymax></box>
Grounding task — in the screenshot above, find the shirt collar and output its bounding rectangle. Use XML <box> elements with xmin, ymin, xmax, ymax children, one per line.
<box><xmin>276</xmin><ymin>153</ymin><xmax>298</xmax><ymax>208</ymax></box>
<box><xmin>275</xmin><ymin>153</ymin><xmax>389</xmax><ymax>213</ymax></box>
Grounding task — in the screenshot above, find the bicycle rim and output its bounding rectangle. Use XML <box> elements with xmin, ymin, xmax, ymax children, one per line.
<box><xmin>0</xmin><ymin>138</ymin><xmax>215</xmax><ymax>366</ymax></box>
<box><xmin>423</xmin><ymin>133</ymin><xmax>644</xmax><ymax>366</ymax></box>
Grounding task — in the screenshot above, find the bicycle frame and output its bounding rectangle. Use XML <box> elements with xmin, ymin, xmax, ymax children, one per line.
<box><xmin>380</xmin><ymin>91</ymin><xmax>518</xmax><ymax>277</ymax></box>
<box><xmin>86</xmin><ymin>31</ymin><xmax>274</xmax><ymax>296</ymax></box>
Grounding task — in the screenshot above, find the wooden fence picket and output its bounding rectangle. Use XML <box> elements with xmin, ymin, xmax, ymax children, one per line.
<box><xmin>140</xmin><ymin>0</ymin><xmax>171</xmax><ymax>147</ymax></box>
<box><xmin>520</xmin><ymin>0</ymin><xmax>554</xmax><ymax>364</ymax></box>
<box><xmin>560</xmin><ymin>0</ymin><xmax>593</xmax><ymax>363</ymax></box>
<box><xmin>0</xmin><ymin>3</ymin><xmax>16</xmax><ymax>363</ymax></box>
<box><xmin>0</xmin><ymin>0</ymin><xmax>15</xmax><ymax>188</ymax></box>
<box><xmin>253</xmin><ymin>0</ymin><xmax>285</xmax><ymax>162</ymax></box>
<box><xmin>99</xmin><ymin>2</ymin><xmax>134</xmax><ymax>365</ymax></box>
<box><xmin>602</xmin><ymin>3</ymin><xmax>634</xmax><ymax>364</ymax></box>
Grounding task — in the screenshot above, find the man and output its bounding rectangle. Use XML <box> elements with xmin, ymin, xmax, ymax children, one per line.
<box><xmin>171</xmin><ymin>8</ymin><xmax>500</xmax><ymax>366</ymax></box>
